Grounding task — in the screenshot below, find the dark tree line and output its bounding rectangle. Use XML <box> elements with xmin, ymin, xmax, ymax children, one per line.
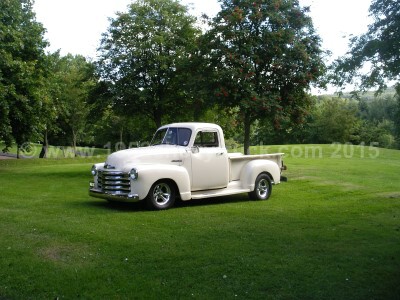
<box><xmin>253</xmin><ymin>88</ymin><xmax>398</xmax><ymax>149</ymax></box>
<box><xmin>1</xmin><ymin>0</ymin><xmax>399</xmax><ymax>157</ymax></box>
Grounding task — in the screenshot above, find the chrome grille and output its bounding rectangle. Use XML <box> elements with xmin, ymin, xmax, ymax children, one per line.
<box><xmin>98</xmin><ymin>171</ymin><xmax>130</xmax><ymax>195</ymax></box>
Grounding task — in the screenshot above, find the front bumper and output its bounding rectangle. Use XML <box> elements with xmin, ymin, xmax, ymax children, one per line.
<box><xmin>89</xmin><ymin>185</ymin><xmax>139</xmax><ymax>202</ymax></box>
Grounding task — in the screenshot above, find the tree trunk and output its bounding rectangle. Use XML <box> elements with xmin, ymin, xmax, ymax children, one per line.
<box><xmin>72</xmin><ymin>129</ymin><xmax>78</xmax><ymax>157</ymax></box>
<box><xmin>395</xmin><ymin>84</ymin><xmax>400</xmax><ymax>144</ymax></box>
<box><xmin>39</xmin><ymin>130</ymin><xmax>48</xmax><ymax>158</ymax></box>
<box><xmin>120</xmin><ymin>126</ymin><xmax>124</xmax><ymax>145</ymax></box>
<box><xmin>153</xmin><ymin>107</ymin><xmax>162</xmax><ymax>128</ymax></box>
<box><xmin>244</xmin><ymin>113</ymin><xmax>251</xmax><ymax>155</ymax></box>
<box><xmin>193</xmin><ymin>99</ymin><xmax>203</xmax><ymax>121</ymax></box>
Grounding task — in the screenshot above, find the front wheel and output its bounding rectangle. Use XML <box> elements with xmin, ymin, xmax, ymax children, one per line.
<box><xmin>249</xmin><ymin>174</ymin><xmax>272</xmax><ymax>200</ymax></box>
<box><xmin>146</xmin><ymin>181</ymin><xmax>176</xmax><ymax>210</ymax></box>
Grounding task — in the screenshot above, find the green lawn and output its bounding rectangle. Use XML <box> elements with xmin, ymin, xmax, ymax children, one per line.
<box><xmin>0</xmin><ymin>145</ymin><xmax>399</xmax><ymax>299</ymax></box>
<box><xmin>1</xmin><ymin>142</ymin><xmax>110</xmax><ymax>158</ymax></box>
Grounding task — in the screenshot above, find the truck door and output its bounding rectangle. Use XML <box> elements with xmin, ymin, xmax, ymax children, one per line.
<box><xmin>190</xmin><ymin>130</ymin><xmax>229</xmax><ymax>191</ymax></box>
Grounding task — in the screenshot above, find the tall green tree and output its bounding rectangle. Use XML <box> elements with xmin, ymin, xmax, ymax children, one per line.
<box><xmin>395</xmin><ymin>85</ymin><xmax>400</xmax><ymax>144</ymax></box>
<box><xmin>35</xmin><ymin>53</ymin><xmax>97</xmax><ymax>157</ymax></box>
<box><xmin>97</xmin><ymin>0</ymin><xmax>200</xmax><ymax>128</ymax></box>
<box><xmin>38</xmin><ymin>51</ymin><xmax>63</xmax><ymax>158</ymax></box>
<box><xmin>202</xmin><ymin>0</ymin><xmax>326</xmax><ymax>154</ymax></box>
<box><xmin>0</xmin><ymin>0</ymin><xmax>48</xmax><ymax>155</ymax></box>
<box><xmin>332</xmin><ymin>0</ymin><xmax>400</xmax><ymax>145</ymax></box>
<box><xmin>57</xmin><ymin>54</ymin><xmax>97</xmax><ymax>155</ymax></box>
<box><xmin>332</xmin><ymin>0</ymin><xmax>399</xmax><ymax>92</ymax></box>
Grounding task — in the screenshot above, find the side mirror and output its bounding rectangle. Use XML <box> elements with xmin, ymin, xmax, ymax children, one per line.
<box><xmin>191</xmin><ymin>146</ymin><xmax>200</xmax><ymax>154</ymax></box>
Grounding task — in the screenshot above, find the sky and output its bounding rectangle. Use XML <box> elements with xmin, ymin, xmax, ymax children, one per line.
<box><xmin>33</xmin><ymin>0</ymin><xmax>372</xmax><ymax>92</ymax></box>
<box><xmin>33</xmin><ymin>0</ymin><xmax>372</xmax><ymax>58</ymax></box>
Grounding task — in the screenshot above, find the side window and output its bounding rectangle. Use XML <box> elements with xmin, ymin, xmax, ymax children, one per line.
<box><xmin>194</xmin><ymin>131</ymin><xmax>219</xmax><ymax>147</ymax></box>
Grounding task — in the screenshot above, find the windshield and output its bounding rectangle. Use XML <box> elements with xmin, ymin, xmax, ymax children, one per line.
<box><xmin>151</xmin><ymin>127</ymin><xmax>192</xmax><ymax>146</ymax></box>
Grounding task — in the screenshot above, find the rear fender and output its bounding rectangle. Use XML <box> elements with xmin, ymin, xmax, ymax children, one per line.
<box><xmin>239</xmin><ymin>160</ymin><xmax>281</xmax><ymax>190</ymax></box>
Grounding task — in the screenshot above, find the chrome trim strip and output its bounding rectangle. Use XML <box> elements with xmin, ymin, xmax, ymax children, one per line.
<box><xmin>103</xmin><ymin>180</ymin><xmax>130</xmax><ymax>186</ymax></box>
<box><xmin>103</xmin><ymin>186</ymin><xmax>131</xmax><ymax>191</ymax></box>
<box><xmin>89</xmin><ymin>188</ymin><xmax>140</xmax><ymax>202</ymax></box>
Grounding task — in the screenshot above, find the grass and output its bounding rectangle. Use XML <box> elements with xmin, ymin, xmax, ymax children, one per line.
<box><xmin>1</xmin><ymin>142</ymin><xmax>110</xmax><ymax>158</ymax></box>
<box><xmin>0</xmin><ymin>145</ymin><xmax>399</xmax><ymax>299</ymax></box>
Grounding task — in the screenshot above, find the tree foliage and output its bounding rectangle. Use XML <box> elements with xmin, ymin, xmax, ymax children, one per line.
<box><xmin>97</xmin><ymin>0</ymin><xmax>200</xmax><ymax>127</ymax></box>
<box><xmin>332</xmin><ymin>0</ymin><xmax>400</xmax><ymax>144</ymax></box>
<box><xmin>311</xmin><ymin>98</ymin><xmax>359</xmax><ymax>144</ymax></box>
<box><xmin>202</xmin><ymin>0</ymin><xmax>326</xmax><ymax>153</ymax></box>
<box><xmin>0</xmin><ymin>0</ymin><xmax>47</xmax><ymax>153</ymax></box>
<box><xmin>53</xmin><ymin>54</ymin><xmax>97</xmax><ymax>154</ymax></box>
<box><xmin>37</xmin><ymin>51</ymin><xmax>61</xmax><ymax>158</ymax></box>
<box><xmin>2</xmin><ymin>0</ymin><xmax>399</xmax><ymax>156</ymax></box>
<box><xmin>332</xmin><ymin>0</ymin><xmax>400</xmax><ymax>92</ymax></box>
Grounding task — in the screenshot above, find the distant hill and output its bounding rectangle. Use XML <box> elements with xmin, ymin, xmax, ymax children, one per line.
<box><xmin>316</xmin><ymin>86</ymin><xmax>397</xmax><ymax>102</ymax></box>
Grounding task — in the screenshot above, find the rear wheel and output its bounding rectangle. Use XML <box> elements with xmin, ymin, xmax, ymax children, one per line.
<box><xmin>146</xmin><ymin>180</ymin><xmax>176</xmax><ymax>210</ymax></box>
<box><xmin>249</xmin><ymin>174</ymin><xmax>272</xmax><ymax>200</ymax></box>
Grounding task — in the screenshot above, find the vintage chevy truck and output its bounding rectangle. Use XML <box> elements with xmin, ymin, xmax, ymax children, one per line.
<box><xmin>89</xmin><ymin>123</ymin><xmax>286</xmax><ymax>210</ymax></box>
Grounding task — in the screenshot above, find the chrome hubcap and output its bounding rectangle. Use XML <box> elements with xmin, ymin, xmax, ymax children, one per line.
<box><xmin>153</xmin><ymin>183</ymin><xmax>171</xmax><ymax>205</ymax></box>
<box><xmin>257</xmin><ymin>179</ymin><xmax>269</xmax><ymax>198</ymax></box>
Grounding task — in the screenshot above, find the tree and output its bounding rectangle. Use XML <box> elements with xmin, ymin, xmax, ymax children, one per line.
<box><xmin>332</xmin><ymin>0</ymin><xmax>399</xmax><ymax>92</ymax></box>
<box><xmin>97</xmin><ymin>0</ymin><xmax>200</xmax><ymax>128</ymax></box>
<box><xmin>38</xmin><ymin>53</ymin><xmax>97</xmax><ymax>156</ymax></box>
<box><xmin>38</xmin><ymin>51</ymin><xmax>64</xmax><ymax>158</ymax></box>
<box><xmin>332</xmin><ymin>0</ymin><xmax>400</xmax><ymax>144</ymax></box>
<box><xmin>395</xmin><ymin>85</ymin><xmax>400</xmax><ymax>144</ymax></box>
<box><xmin>0</xmin><ymin>0</ymin><xmax>48</xmax><ymax>156</ymax></box>
<box><xmin>57</xmin><ymin>55</ymin><xmax>97</xmax><ymax>155</ymax></box>
<box><xmin>202</xmin><ymin>0</ymin><xmax>326</xmax><ymax>154</ymax></box>
<box><xmin>311</xmin><ymin>98</ymin><xmax>360</xmax><ymax>144</ymax></box>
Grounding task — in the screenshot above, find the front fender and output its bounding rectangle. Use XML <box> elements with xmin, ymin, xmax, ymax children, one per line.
<box><xmin>131</xmin><ymin>165</ymin><xmax>191</xmax><ymax>200</ymax></box>
<box><xmin>239</xmin><ymin>160</ymin><xmax>281</xmax><ymax>190</ymax></box>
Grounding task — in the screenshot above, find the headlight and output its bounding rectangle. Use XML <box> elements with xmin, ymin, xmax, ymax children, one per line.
<box><xmin>129</xmin><ymin>168</ymin><xmax>138</xmax><ymax>180</ymax></box>
<box><xmin>91</xmin><ymin>165</ymin><xmax>97</xmax><ymax>176</ymax></box>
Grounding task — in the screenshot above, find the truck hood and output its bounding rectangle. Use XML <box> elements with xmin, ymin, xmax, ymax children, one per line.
<box><xmin>103</xmin><ymin>145</ymin><xmax>185</xmax><ymax>170</ymax></box>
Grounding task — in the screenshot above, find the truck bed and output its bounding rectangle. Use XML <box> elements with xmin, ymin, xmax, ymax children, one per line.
<box><xmin>228</xmin><ymin>153</ymin><xmax>284</xmax><ymax>182</ymax></box>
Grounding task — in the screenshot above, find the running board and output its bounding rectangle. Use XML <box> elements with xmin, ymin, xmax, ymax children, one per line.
<box><xmin>191</xmin><ymin>182</ymin><xmax>250</xmax><ymax>200</ymax></box>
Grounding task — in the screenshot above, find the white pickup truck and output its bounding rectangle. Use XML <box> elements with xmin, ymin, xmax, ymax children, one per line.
<box><xmin>89</xmin><ymin>123</ymin><xmax>286</xmax><ymax>210</ymax></box>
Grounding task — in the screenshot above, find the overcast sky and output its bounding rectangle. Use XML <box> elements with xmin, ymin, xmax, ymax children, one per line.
<box><xmin>33</xmin><ymin>0</ymin><xmax>372</xmax><ymax>92</ymax></box>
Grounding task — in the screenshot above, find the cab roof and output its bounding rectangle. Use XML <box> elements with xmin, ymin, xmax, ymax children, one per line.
<box><xmin>159</xmin><ymin>122</ymin><xmax>223</xmax><ymax>133</ymax></box>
